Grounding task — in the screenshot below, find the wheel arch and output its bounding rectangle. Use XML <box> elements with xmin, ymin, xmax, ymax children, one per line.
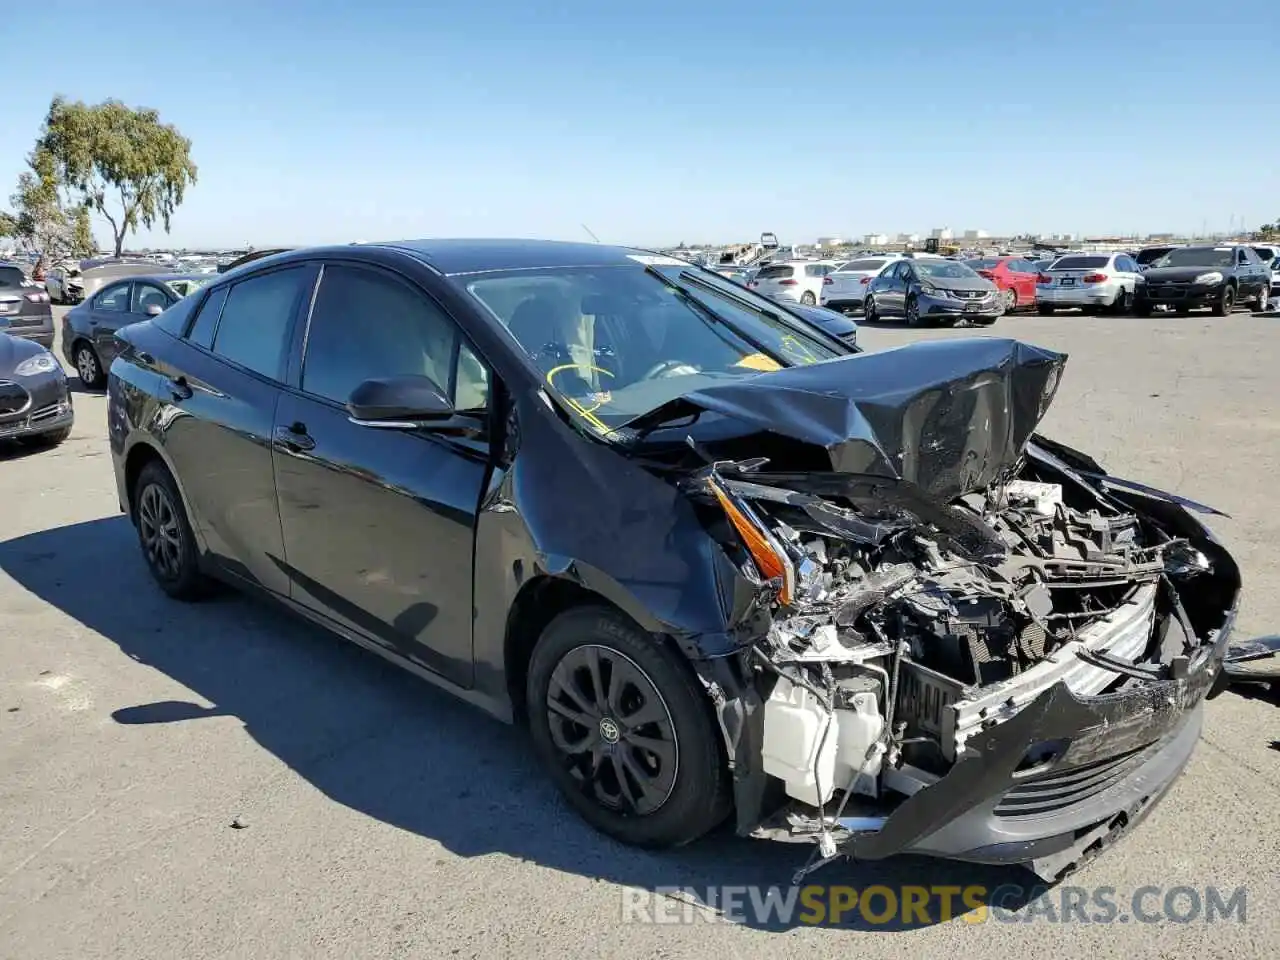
<box><xmin>120</xmin><ymin>439</ymin><xmax>209</xmax><ymax>554</ymax></box>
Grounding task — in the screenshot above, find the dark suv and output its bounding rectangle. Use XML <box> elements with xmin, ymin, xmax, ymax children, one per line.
<box><xmin>0</xmin><ymin>263</ymin><xmax>54</xmax><ymax>347</ymax></box>
<box><xmin>1136</xmin><ymin>245</ymin><xmax>1271</xmax><ymax>315</ymax></box>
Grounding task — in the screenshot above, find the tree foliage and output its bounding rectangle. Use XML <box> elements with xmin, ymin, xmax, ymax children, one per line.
<box><xmin>37</xmin><ymin>96</ymin><xmax>197</xmax><ymax>256</ymax></box>
<box><xmin>0</xmin><ymin>147</ymin><xmax>97</xmax><ymax>262</ymax></box>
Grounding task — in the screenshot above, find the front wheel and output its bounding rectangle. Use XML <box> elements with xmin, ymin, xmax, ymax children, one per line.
<box><xmin>1003</xmin><ymin>289</ymin><xmax>1017</xmax><ymax>313</ymax></box>
<box><xmin>1211</xmin><ymin>285</ymin><xmax>1235</xmax><ymax>316</ymax></box>
<box><xmin>1256</xmin><ymin>283</ymin><xmax>1271</xmax><ymax>310</ymax></box>
<box><xmin>905</xmin><ymin>295</ymin><xmax>923</xmax><ymax>327</ymax></box>
<box><xmin>1111</xmin><ymin>287</ymin><xmax>1130</xmax><ymax>314</ymax></box>
<box><xmin>526</xmin><ymin>606</ymin><xmax>731</xmax><ymax>848</ymax></box>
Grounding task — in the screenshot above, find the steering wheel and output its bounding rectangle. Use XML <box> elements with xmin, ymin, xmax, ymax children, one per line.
<box><xmin>545</xmin><ymin>364</ymin><xmax>615</xmax><ymax>413</ymax></box>
<box><xmin>641</xmin><ymin>359</ymin><xmax>699</xmax><ymax>380</ymax></box>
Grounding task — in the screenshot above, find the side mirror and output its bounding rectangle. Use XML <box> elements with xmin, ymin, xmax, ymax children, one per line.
<box><xmin>145</xmin><ymin>304</ymin><xmax>164</xmax><ymax>317</ymax></box>
<box><xmin>346</xmin><ymin>374</ymin><xmax>454</xmax><ymax>427</ymax></box>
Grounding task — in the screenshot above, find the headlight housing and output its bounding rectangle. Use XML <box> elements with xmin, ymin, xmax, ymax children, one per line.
<box><xmin>1194</xmin><ymin>271</ymin><xmax>1224</xmax><ymax>284</ymax></box>
<box><xmin>13</xmin><ymin>352</ymin><xmax>59</xmax><ymax>377</ymax></box>
<box><xmin>920</xmin><ymin>284</ymin><xmax>949</xmax><ymax>298</ymax></box>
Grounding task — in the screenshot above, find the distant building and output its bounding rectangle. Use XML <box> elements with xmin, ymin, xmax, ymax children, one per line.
<box><xmin>897</xmin><ymin>232</ymin><xmax>920</xmax><ymax>244</ymax></box>
<box><xmin>930</xmin><ymin>227</ymin><xmax>953</xmax><ymax>240</ymax></box>
<box><xmin>1146</xmin><ymin>232</ymin><xmax>1176</xmax><ymax>241</ymax></box>
<box><xmin>863</xmin><ymin>233</ymin><xmax>888</xmax><ymax>246</ymax></box>
<box><xmin>816</xmin><ymin>237</ymin><xmax>846</xmax><ymax>249</ymax></box>
<box><xmin>962</xmin><ymin>229</ymin><xmax>990</xmax><ymax>240</ymax></box>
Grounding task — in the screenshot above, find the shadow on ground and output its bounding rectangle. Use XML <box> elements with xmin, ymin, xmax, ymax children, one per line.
<box><xmin>0</xmin><ymin>515</ymin><xmax>1045</xmax><ymax>932</ymax></box>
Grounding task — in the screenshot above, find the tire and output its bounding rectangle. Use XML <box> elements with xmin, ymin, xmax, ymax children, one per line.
<box><xmin>1111</xmin><ymin>287</ymin><xmax>1130</xmax><ymax>315</ymax></box>
<box><xmin>864</xmin><ymin>295</ymin><xmax>879</xmax><ymax>323</ymax></box>
<box><xmin>1211</xmin><ymin>285</ymin><xmax>1235</xmax><ymax>316</ymax></box>
<box><xmin>1256</xmin><ymin>283</ymin><xmax>1270</xmax><ymax>310</ymax></box>
<box><xmin>74</xmin><ymin>341</ymin><xmax>105</xmax><ymax>389</ymax></box>
<box><xmin>905</xmin><ymin>295</ymin><xmax>923</xmax><ymax>327</ymax></box>
<box><xmin>1037</xmin><ymin>304</ymin><xmax>1055</xmax><ymax>316</ymax></box>
<box><xmin>1003</xmin><ymin>289</ymin><xmax>1017</xmax><ymax>313</ymax></box>
<box><xmin>132</xmin><ymin>460</ymin><xmax>210</xmax><ymax>601</ymax></box>
<box><xmin>526</xmin><ymin>606</ymin><xmax>731</xmax><ymax>849</ymax></box>
<box><xmin>800</xmin><ymin>291</ymin><xmax>816</xmax><ymax>305</ymax></box>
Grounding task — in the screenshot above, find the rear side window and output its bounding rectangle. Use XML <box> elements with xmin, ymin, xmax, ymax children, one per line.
<box><xmin>1051</xmin><ymin>256</ymin><xmax>1108</xmax><ymax>270</ymax></box>
<box><xmin>187</xmin><ymin>286</ymin><xmax>228</xmax><ymax>348</ymax></box>
<box><xmin>1251</xmin><ymin>246</ymin><xmax>1276</xmax><ymax>261</ymax></box>
<box><xmin>95</xmin><ymin>284</ymin><xmax>131</xmax><ymax>311</ymax></box>
<box><xmin>210</xmin><ymin>268</ymin><xmax>308</xmax><ymax>380</ymax></box>
<box><xmin>756</xmin><ymin>265</ymin><xmax>794</xmax><ymax>280</ymax></box>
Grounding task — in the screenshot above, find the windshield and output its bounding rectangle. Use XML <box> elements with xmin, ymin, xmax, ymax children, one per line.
<box><xmin>914</xmin><ymin>260</ymin><xmax>980</xmax><ymax>279</ymax></box>
<box><xmin>463</xmin><ymin>263</ymin><xmax>842</xmax><ymax>434</ymax></box>
<box><xmin>1051</xmin><ymin>255</ymin><xmax>1108</xmax><ymax>270</ymax></box>
<box><xmin>1136</xmin><ymin>247</ymin><xmax>1174</xmax><ymax>264</ymax></box>
<box><xmin>1155</xmin><ymin>247</ymin><xmax>1233</xmax><ymax>268</ymax></box>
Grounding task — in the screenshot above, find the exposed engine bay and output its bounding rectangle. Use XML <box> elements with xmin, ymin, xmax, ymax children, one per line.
<box><xmin>684</xmin><ymin>444</ymin><xmax>1226</xmax><ymax>857</ymax></box>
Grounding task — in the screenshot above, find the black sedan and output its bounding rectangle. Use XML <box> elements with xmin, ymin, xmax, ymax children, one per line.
<box><xmin>105</xmin><ymin>239</ymin><xmax>1240</xmax><ymax>881</ymax></box>
<box><xmin>1135</xmin><ymin>245</ymin><xmax>1271</xmax><ymax>316</ymax></box>
<box><xmin>61</xmin><ymin>273</ymin><xmax>214</xmax><ymax>388</ymax></box>
<box><xmin>0</xmin><ymin>331</ymin><xmax>74</xmax><ymax>446</ymax></box>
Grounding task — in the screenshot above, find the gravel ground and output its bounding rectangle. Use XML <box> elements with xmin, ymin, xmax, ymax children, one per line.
<box><xmin>0</xmin><ymin>308</ymin><xmax>1277</xmax><ymax>959</ymax></box>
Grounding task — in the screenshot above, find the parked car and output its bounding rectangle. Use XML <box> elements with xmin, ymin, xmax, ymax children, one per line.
<box><xmin>104</xmin><ymin>239</ymin><xmax>1240</xmax><ymax>882</ymax></box>
<box><xmin>0</xmin><ymin>331</ymin><xmax>74</xmax><ymax>445</ymax></box>
<box><xmin>964</xmin><ymin>256</ymin><xmax>1041</xmax><ymax>313</ymax></box>
<box><xmin>78</xmin><ymin>261</ymin><xmax>172</xmax><ymax>301</ymax></box>
<box><xmin>45</xmin><ymin>263</ymin><xmax>84</xmax><ymax>303</ymax></box>
<box><xmin>864</xmin><ymin>257</ymin><xmax>1000</xmax><ymax>326</ymax></box>
<box><xmin>216</xmin><ymin>248</ymin><xmax>293</xmax><ymax>273</ymax></box>
<box><xmin>0</xmin><ymin>262</ymin><xmax>54</xmax><ymax>347</ymax></box>
<box><xmin>785</xmin><ymin>301</ymin><xmax>859</xmax><ymax>349</ymax></box>
<box><xmin>1035</xmin><ymin>253</ymin><xmax>1142</xmax><ymax>315</ymax></box>
<box><xmin>748</xmin><ymin>260</ymin><xmax>835</xmax><ymax>305</ymax></box>
<box><xmin>61</xmin><ymin>274</ymin><xmax>213</xmax><ymax>388</ymax></box>
<box><xmin>1135</xmin><ymin>245</ymin><xmax>1270</xmax><ymax>316</ymax></box>
<box><xmin>1254</xmin><ymin>246</ymin><xmax>1280</xmax><ymax>311</ymax></box>
<box><xmin>819</xmin><ymin>256</ymin><xmax>902</xmax><ymax>313</ymax></box>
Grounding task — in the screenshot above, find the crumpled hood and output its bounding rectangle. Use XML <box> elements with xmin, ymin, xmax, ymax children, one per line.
<box><xmin>636</xmin><ymin>338</ymin><xmax>1067</xmax><ymax>501</ymax></box>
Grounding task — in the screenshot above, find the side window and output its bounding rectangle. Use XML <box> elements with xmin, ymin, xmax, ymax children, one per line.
<box><xmin>152</xmin><ymin>291</ymin><xmax>200</xmax><ymax>336</ymax></box>
<box><xmin>1236</xmin><ymin>249</ymin><xmax>1250</xmax><ymax>265</ymax></box>
<box><xmin>187</xmin><ymin>286</ymin><xmax>229</xmax><ymax>349</ymax></box>
<box><xmin>210</xmin><ymin>268</ymin><xmax>308</xmax><ymax>380</ymax></box>
<box><xmin>301</xmin><ymin>264</ymin><xmax>490</xmax><ymax>411</ymax></box>
<box><xmin>131</xmin><ymin>282</ymin><xmax>171</xmax><ymax>313</ymax></box>
<box><xmin>95</xmin><ymin>284</ymin><xmax>131</xmax><ymax>312</ymax></box>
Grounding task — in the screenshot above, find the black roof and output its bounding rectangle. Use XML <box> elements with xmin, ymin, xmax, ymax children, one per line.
<box><xmin>374</xmin><ymin>239</ymin><xmax>654</xmax><ymax>276</ymax></box>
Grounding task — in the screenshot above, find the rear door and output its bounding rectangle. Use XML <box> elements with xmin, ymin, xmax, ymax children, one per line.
<box><xmin>156</xmin><ymin>264</ymin><xmax>316</xmax><ymax>594</ymax></box>
<box><xmin>272</xmin><ymin>260</ymin><xmax>493</xmax><ymax>685</ymax></box>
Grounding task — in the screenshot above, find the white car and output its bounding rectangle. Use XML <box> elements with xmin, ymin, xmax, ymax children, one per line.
<box><xmin>820</xmin><ymin>255</ymin><xmax>904</xmax><ymax>313</ymax></box>
<box><xmin>1035</xmin><ymin>252</ymin><xmax>1143</xmax><ymax>314</ymax></box>
<box><xmin>748</xmin><ymin>260</ymin><xmax>836</xmax><ymax>305</ymax></box>
<box><xmin>1254</xmin><ymin>245</ymin><xmax>1280</xmax><ymax>311</ymax></box>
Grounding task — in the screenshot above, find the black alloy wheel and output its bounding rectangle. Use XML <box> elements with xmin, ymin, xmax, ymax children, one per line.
<box><xmin>527</xmin><ymin>606</ymin><xmax>730</xmax><ymax>848</ymax></box>
<box><xmin>1212</xmin><ymin>285</ymin><xmax>1235</xmax><ymax>316</ymax></box>
<box><xmin>133</xmin><ymin>461</ymin><xmax>209</xmax><ymax>600</ymax></box>
<box><xmin>905</xmin><ymin>295</ymin><xmax>923</xmax><ymax>327</ymax></box>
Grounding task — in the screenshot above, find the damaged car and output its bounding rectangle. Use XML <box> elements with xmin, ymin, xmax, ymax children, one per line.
<box><xmin>105</xmin><ymin>240</ymin><xmax>1241</xmax><ymax>882</ymax></box>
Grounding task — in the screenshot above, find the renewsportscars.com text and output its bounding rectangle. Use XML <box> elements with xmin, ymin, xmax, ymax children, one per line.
<box><xmin>622</xmin><ymin>884</ymin><xmax>1248</xmax><ymax>927</ymax></box>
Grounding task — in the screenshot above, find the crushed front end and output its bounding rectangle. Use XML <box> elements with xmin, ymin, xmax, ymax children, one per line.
<box><xmin>654</xmin><ymin>342</ymin><xmax>1241</xmax><ymax>881</ymax></box>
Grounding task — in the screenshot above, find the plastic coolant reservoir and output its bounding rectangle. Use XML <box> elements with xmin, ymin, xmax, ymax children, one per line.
<box><xmin>834</xmin><ymin>691</ymin><xmax>885</xmax><ymax>797</ymax></box>
<box><xmin>761</xmin><ymin>677</ymin><xmax>838</xmax><ymax>806</ymax></box>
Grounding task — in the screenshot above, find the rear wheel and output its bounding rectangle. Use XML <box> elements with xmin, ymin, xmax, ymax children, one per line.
<box><xmin>74</xmin><ymin>342</ymin><xmax>104</xmax><ymax>389</ymax></box>
<box><xmin>864</xmin><ymin>295</ymin><xmax>879</xmax><ymax>323</ymax></box>
<box><xmin>1256</xmin><ymin>283</ymin><xmax>1270</xmax><ymax>310</ymax></box>
<box><xmin>527</xmin><ymin>606</ymin><xmax>731</xmax><ymax>848</ymax></box>
<box><xmin>133</xmin><ymin>461</ymin><xmax>210</xmax><ymax>601</ymax></box>
<box><xmin>1112</xmin><ymin>287</ymin><xmax>1130</xmax><ymax>314</ymax></box>
<box><xmin>1211</xmin><ymin>285</ymin><xmax>1235</xmax><ymax>316</ymax></box>
<box><xmin>1003</xmin><ymin>289</ymin><xmax>1017</xmax><ymax>313</ymax></box>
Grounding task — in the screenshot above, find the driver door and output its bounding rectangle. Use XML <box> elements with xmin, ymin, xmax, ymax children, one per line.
<box><xmin>272</xmin><ymin>261</ymin><xmax>493</xmax><ymax>686</ymax></box>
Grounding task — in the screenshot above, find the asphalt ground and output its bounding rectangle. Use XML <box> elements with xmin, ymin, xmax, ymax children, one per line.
<box><xmin>1</xmin><ymin>307</ymin><xmax>1277</xmax><ymax>958</ymax></box>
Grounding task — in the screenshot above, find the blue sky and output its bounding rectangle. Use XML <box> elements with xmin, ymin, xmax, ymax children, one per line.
<box><xmin>3</xmin><ymin>0</ymin><xmax>1275</xmax><ymax>249</ymax></box>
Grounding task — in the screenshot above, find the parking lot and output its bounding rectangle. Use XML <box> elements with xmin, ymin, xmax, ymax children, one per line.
<box><xmin>1</xmin><ymin>307</ymin><xmax>1277</xmax><ymax>958</ymax></box>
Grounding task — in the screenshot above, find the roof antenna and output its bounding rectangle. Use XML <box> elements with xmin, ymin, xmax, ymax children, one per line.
<box><xmin>581</xmin><ymin>224</ymin><xmax>601</xmax><ymax>243</ymax></box>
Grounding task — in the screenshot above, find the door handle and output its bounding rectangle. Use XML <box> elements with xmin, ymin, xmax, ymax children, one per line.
<box><xmin>274</xmin><ymin>422</ymin><xmax>315</xmax><ymax>452</ymax></box>
<box><xmin>168</xmin><ymin>376</ymin><xmax>193</xmax><ymax>401</ymax></box>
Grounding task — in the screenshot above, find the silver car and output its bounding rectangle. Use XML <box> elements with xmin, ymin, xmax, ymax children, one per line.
<box><xmin>1035</xmin><ymin>252</ymin><xmax>1143</xmax><ymax>314</ymax></box>
<box><xmin>819</xmin><ymin>256</ymin><xmax>902</xmax><ymax>313</ymax></box>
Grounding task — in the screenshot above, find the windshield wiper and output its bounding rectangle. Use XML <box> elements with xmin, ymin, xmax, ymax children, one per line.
<box><xmin>675</xmin><ymin>269</ymin><xmax>848</xmax><ymax>351</ymax></box>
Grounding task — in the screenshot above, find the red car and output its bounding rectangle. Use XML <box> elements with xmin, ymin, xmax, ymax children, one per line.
<box><xmin>964</xmin><ymin>257</ymin><xmax>1041</xmax><ymax>313</ymax></box>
